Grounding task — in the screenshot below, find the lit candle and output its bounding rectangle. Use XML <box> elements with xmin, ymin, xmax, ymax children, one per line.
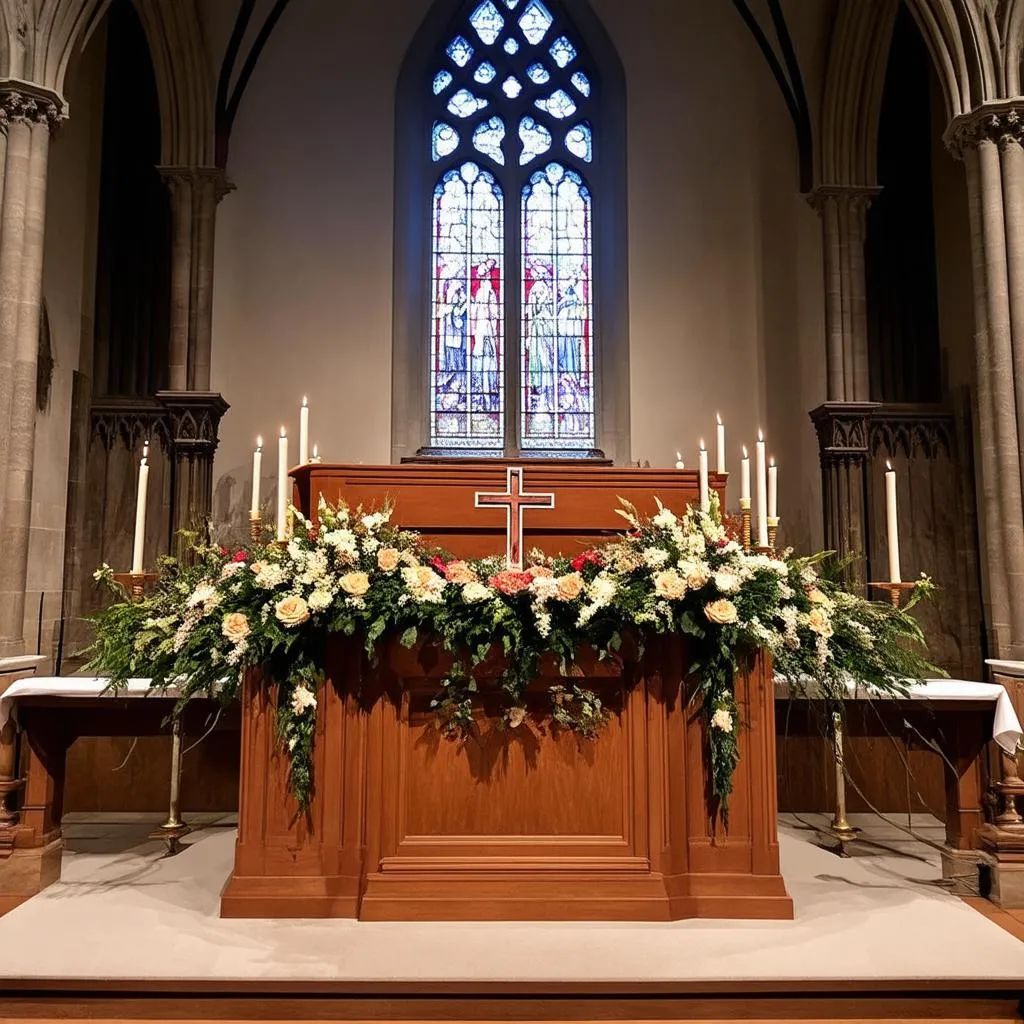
<box><xmin>768</xmin><ymin>458</ymin><xmax>778</xmax><ymax>520</ymax></box>
<box><xmin>250</xmin><ymin>436</ymin><xmax>263</xmax><ymax>517</ymax></box>
<box><xmin>740</xmin><ymin>445</ymin><xmax>751</xmax><ymax>505</ymax></box>
<box><xmin>698</xmin><ymin>440</ymin><xmax>709</xmax><ymax>513</ymax></box>
<box><xmin>716</xmin><ymin>413</ymin><xmax>726</xmax><ymax>475</ymax></box>
<box><xmin>277</xmin><ymin>427</ymin><xmax>289</xmax><ymax>542</ymax></box>
<box><xmin>756</xmin><ymin>429</ymin><xmax>768</xmax><ymax>547</ymax></box>
<box><xmin>675</xmin><ymin>450</ymin><xmax>685</xmax><ymax>470</ymax></box>
<box><xmin>299</xmin><ymin>396</ymin><xmax>309</xmax><ymax>466</ymax></box>
<box><xmin>312</xmin><ymin>443</ymin><xmax>320</xmax><ymax>464</ymax></box>
<box><xmin>885</xmin><ymin>460</ymin><xmax>901</xmax><ymax>583</ymax></box>
<box><xmin>131</xmin><ymin>447</ymin><xmax>150</xmax><ymax>574</ymax></box>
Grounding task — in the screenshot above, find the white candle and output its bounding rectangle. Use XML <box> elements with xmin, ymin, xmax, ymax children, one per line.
<box><xmin>131</xmin><ymin>451</ymin><xmax>150</xmax><ymax>574</ymax></box>
<box><xmin>756</xmin><ymin>429</ymin><xmax>768</xmax><ymax>547</ymax></box>
<box><xmin>716</xmin><ymin>414</ymin><xmax>726</xmax><ymax>475</ymax></box>
<box><xmin>885</xmin><ymin>461</ymin><xmax>901</xmax><ymax>583</ymax></box>
<box><xmin>698</xmin><ymin>440</ymin><xmax>709</xmax><ymax>513</ymax></box>
<box><xmin>674</xmin><ymin>450</ymin><xmax>685</xmax><ymax>470</ymax></box>
<box><xmin>277</xmin><ymin>427</ymin><xmax>289</xmax><ymax>542</ymax></box>
<box><xmin>299</xmin><ymin>396</ymin><xmax>309</xmax><ymax>466</ymax></box>
<box><xmin>250</xmin><ymin>437</ymin><xmax>263</xmax><ymax>516</ymax></box>
<box><xmin>740</xmin><ymin>446</ymin><xmax>751</xmax><ymax>505</ymax></box>
<box><xmin>768</xmin><ymin>458</ymin><xmax>778</xmax><ymax>520</ymax></box>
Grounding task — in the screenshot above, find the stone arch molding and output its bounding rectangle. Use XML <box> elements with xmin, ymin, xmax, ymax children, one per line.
<box><xmin>0</xmin><ymin>0</ymin><xmax>212</xmax><ymax>168</ymax></box>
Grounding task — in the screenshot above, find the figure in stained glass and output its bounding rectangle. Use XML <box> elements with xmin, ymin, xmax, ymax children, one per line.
<box><xmin>471</xmin><ymin>259</ymin><xmax>500</xmax><ymax>409</ymax></box>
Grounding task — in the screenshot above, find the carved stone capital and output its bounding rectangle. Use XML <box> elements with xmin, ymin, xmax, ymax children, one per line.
<box><xmin>806</xmin><ymin>184</ymin><xmax>882</xmax><ymax>219</ymax></box>
<box><xmin>155</xmin><ymin>391</ymin><xmax>230</xmax><ymax>457</ymax></box>
<box><xmin>158</xmin><ymin>166</ymin><xmax>236</xmax><ymax>205</ymax></box>
<box><xmin>809</xmin><ymin>402</ymin><xmax>880</xmax><ymax>462</ymax></box>
<box><xmin>0</xmin><ymin>79</ymin><xmax>66</xmax><ymax>131</ymax></box>
<box><xmin>945</xmin><ymin>101</ymin><xmax>1024</xmax><ymax>159</ymax></box>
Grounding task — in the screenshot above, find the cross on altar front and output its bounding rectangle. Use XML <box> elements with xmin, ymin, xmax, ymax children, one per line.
<box><xmin>475</xmin><ymin>467</ymin><xmax>555</xmax><ymax>570</ymax></box>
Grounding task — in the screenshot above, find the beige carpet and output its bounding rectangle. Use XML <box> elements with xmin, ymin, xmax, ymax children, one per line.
<box><xmin>0</xmin><ymin>813</ymin><xmax>1021</xmax><ymax>983</ymax></box>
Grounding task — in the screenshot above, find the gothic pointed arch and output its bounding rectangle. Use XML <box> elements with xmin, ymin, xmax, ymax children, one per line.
<box><xmin>392</xmin><ymin>0</ymin><xmax>628</xmax><ymax>463</ymax></box>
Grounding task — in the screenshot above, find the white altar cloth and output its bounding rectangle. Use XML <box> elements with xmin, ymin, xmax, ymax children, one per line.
<box><xmin>2</xmin><ymin>675</ymin><xmax>1021</xmax><ymax>756</ymax></box>
<box><xmin>774</xmin><ymin>677</ymin><xmax>1022</xmax><ymax>756</ymax></box>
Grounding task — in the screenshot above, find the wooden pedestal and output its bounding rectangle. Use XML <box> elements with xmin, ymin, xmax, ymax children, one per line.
<box><xmin>222</xmin><ymin>638</ymin><xmax>792</xmax><ymax>921</ymax></box>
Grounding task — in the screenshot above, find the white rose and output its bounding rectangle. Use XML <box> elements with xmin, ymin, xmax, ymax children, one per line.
<box><xmin>290</xmin><ymin>685</ymin><xmax>317</xmax><ymax>715</ymax></box>
<box><xmin>711</xmin><ymin>708</ymin><xmax>733</xmax><ymax>733</ymax></box>
<box><xmin>275</xmin><ymin>595</ymin><xmax>310</xmax><ymax>627</ymax></box>
<box><xmin>462</xmin><ymin>581</ymin><xmax>492</xmax><ymax>603</ymax></box>
<box><xmin>308</xmin><ymin>588</ymin><xmax>333</xmax><ymax>612</ymax></box>
<box><xmin>713</xmin><ymin>570</ymin><xmax>740</xmax><ymax>594</ymax></box>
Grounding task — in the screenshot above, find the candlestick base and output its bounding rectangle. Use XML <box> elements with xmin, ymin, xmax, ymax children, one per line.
<box><xmin>767</xmin><ymin>516</ymin><xmax>779</xmax><ymax>552</ymax></box>
<box><xmin>740</xmin><ymin>501</ymin><xmax>751</xmax><ymax>552</ymax></box>
<box><xmin>868</xmin><ymin>581</ymin><xmax>917</xmax><ymax>608</ymax></box>
<box><xmin>249</xmin><ymin>513</ymin><xmax>262</xmax><ymax>546</ymax></box>
<box><xmin>148</xmin><ymin>819</ymin><xmax>191</xmax><ymax>856</ymax></box>
<box><xmin>113</xmin><ymin>572</ymin><xmax>158</xmax><ymax>601</ymax></box>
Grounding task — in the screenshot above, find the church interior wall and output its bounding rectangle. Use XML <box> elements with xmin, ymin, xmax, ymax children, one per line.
<box><xmin>208</xmin><ymin>0</ymin><xmax>832</xmax><ymax>542</ymax></box>
<box><xmin>29</xmin><ymin>30</ymin><xmax>107</xmax><ymax>655</ymax></box>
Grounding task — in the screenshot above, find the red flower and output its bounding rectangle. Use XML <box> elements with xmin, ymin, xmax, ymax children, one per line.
<box><xmin>489</xmin><ymin>569</ymin><xmax>533</xmax><ymax>595</ymax></box>
<box><xmin>571</xmin><ymin>550</ymin><xmax>604</xmax><ymax>572</ymax></box>
<box><xmin>232</xmin><ymin>549</ymin><xmax>248</xmax><ymax>562</ymax></box>
<box><xmin>218</xmin><ymin>546</ymin><xmax>229</xmax><ymax>558</ymax></box>
<box><xmin>308</xmin><ymin>528</ymin><xmax>318</xmax><ymax>542</ymax></box>
<box><xmin>431</xmin><ymin>555</ymin><xmax>449</xmax><ymax>574</ymax></box>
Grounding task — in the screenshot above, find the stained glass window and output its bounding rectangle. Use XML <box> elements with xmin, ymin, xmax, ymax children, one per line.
<box><xmin>521</xmin><ymin>164</ymin><xmax>594</xmax><ymax>447</ymax></box>
<box><xmin>428</xmin><ymin>0</ymin><xmax>597</xmax><ymax>453</ymax></box>
<box><xmin>431</xmin><ymin>163</ymin><xmax>505</xmax><ymax>449</ymax></box>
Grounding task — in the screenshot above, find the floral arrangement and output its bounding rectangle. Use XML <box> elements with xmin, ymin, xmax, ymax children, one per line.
<box><xmin>88</xmin><ymin>495</ymin><xmax>938</xmax><ymax>815</ymax></box>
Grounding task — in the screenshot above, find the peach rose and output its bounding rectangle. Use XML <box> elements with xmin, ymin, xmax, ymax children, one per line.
<box><xmin>527</xmin><ymin>564</ymin><xmax>554</xmax><ymax>579</ymax></box>
<box><xmin>445</xmin><ymin>560</ymin><xmax>478</xmax><ymax>584</ymax></box>
<box><xmin>704</xmin><ymin>598</ymin><xmax>738</xmax><ymax>625</ymax></box>
<box><xmin>807</xmin><ymin>607</ymin><xmax>833</xmax><ymax>637</ymax></box>
<box><xmin>555</xmin><ymin>572</ymin><xmax>585</xmax><ymax>601</ymax></box>
<box><xmin>653</xmin><ymin>569</ymin><xmax>687</xmax><ymax>601</ymax></box>
<box><xmin>377</xmin><ymin>548</ymin><xmax>400</xmax><ymax>572</ymax></box>
<box><xmin>221</xmin><ymin>612</ymin><xmax>250</xmax><ymax>642</ymax></box>
<box><xmin>489</xmin><ymin>569</ymin><xmax>533</xmax><ymax>595</ymax></box>
<box><xmin>275</xmin><ymin>595</ymin><xmax>310</xmax><ymax>628</ymax></box>
<box><xmin>340</xmin><ymin>571</ymin><xmax>370</xmax><ymax>597</ymax></box>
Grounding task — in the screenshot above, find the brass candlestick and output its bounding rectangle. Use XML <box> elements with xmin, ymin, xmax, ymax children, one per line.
<box><xmin>824</xmin><ymin>711</ymin><xmax>860</xmax><ymax>853</ymax></box>
<box><xmin>740</xmin><ymin>499</ymin><xmax>752</xmax><ymax>552</ymax></box>
<box><xmin>249</xmin><ymin>512</ymin><xmax>262</xmax><ymax>545</ymax></box>
<box><xmin>868</xmin><ymin>581</ymin><xmax>916</xmax><ymax>607</ymax></box>
<box><xmin>767</xmin><ymin>516</ymin><xmax>779</xmax><ymax>552</ymax></box>
<box><xmin>148</xmin><ymin>716</ymin><xmax>190</xmax><ymax>855</ymax></box>
<box><xmin>113</xmin><ymin>572</ymin><xmax>158</xmax><ymax>600</ymax></box>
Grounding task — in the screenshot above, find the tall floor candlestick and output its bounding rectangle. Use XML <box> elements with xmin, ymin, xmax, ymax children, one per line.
<box><xmin>299</xmin><ymin>397</ymin><xmax>309</xmax><ymax>466</ymax></box>
<box><xmin>698</xmin><ymin>441</ymin><xmax>709</xmax><ymax>513</ymax></box>
<box><xmin>277</xmin><ymin>428</ymin><xmax>289</xmax><ymax>542</ymax></box>
<box><xmin>716</xmin><ymin>414</ymin><xmax>726</xmax><ymax>475</ymax></box>
<box><xmin>131</xmin><ymin>451</ymin><xmax>150</xmax><ymax>574</ymax></box>
<box><xmin>756</xmin><ymin>430</ymin><xmax>768</xmax><ymax>548</ymax></box>
<box><xmin>885</xmin><ymin>461</ymin><xmax>901</xmax><ymax>583</ymax></box>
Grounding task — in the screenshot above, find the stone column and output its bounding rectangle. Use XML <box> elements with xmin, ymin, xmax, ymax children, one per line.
<box><xmin>156</xmin><ymin>391</ymin><xmax>229</xmax><ymax>553</ymax></box>
<box><xmin>808</xmin><ymin>186</ymin><xmax>880</xmax><ymax>403</ymax></box>
<box><xmin>946</xmin><ymin>105</ymin><xmax>1024</xmax><ymax>659</ymax></box>
<box><xmin>0</xmin><ymin>86</ymin><xmax>64</xmax><ymax>658</ymax></box>
<box><xmin>809</xmin><ymin>402</ymin><xmax>879</xmax><ymax>583</ymax></box>
<box><xmin>159</xmin><ymin>168</ymin><xmax>233</xmax><ymax>392</ymax></box>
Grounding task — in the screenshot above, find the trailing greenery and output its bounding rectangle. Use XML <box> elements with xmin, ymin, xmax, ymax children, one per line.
<box><xmin>88</xmin><ymin>494</ymin><xmax>940</xmax><ymax>819</ymax></box>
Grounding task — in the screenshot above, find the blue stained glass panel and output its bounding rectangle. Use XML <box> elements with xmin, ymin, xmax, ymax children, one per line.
<box><xmin>470</xmin><ymin>1</ymin><xmax>504</xmax><ymax>44</ymax></box>
<box><xmin>571</xmin><ymin>71</ymin><xmax>591</xmax><ymax>96</ymax></box>
<box><xmin>432</xmin><ymin>121</ymin><xmax>460</xmax><ymax>161</ymax></box>
<box><xmin>549</xmin><ymin>35</ymin><xmax>576</xmax><ymax>67</ymax></box>
<box><xmin>447</xmin><ymin>35</ymin><xmax>474</xmax><ymax>66</ymax></box>
<box><xmin>473</xmin><ymin>116</ymin><xmax>506</xmax><ymax>165</ymax></box>
<box><xmin>504</xmin><ymin>37</ymin><xmax>519</xmax><ymax>54</ymax></box>
<box><xmin>431</xmin><ymin>163</ymin><xmax>505</xmax><ymax>449</ymax></box>
<box><xmin>474</xmin><ymin>62</ymin><xmax>497</xmax><ymax>83</ymax></box>
<box><xmin>449</xmin><ymin>88</ymin><xmax>489</xmax><ymax>118</ymax></box>
<box><xmin>565</xmin><ymin>122</ymin><xmax>592</xmax><ymax>162</ymax></box>
<box><xmin>519</xmin><ymin>116</ymin><xmax>551</xmax><ymax>164</ymax></box>
<box><xmin>502</xmin><ymin>75</ymin><xmax>522</xmax><ymax>98</ymax></box>
<box><xmin>535</xmin><ymin>88</ymin><xmax>576</xmax><ymax>119</ymax></box>
<box><xmin>521</xmin><ymin>163</ymin><xmax>594</xmax><ymax>449</ymax></box>
<box><xmin>526</xmin><ymin>62</ymin><xmax>550</xmax><ymax>84</ymax></box>
<box><xmin>518</xmin><ymin>0</ymin><xmax>553</xmax><ymax>44</ymax></box>
<box><xmin>433</xmin><ymin>70</ymin><xmax>453</xmax><ymax>94</ymax></box>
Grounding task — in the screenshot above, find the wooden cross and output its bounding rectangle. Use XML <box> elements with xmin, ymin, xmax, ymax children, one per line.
<box><xmin>475</xmin><ymin>467</ymin><xmax>555</xmax><ymax>570</ymax></box>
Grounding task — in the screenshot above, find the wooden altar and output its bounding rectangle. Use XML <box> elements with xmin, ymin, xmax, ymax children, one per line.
<box><xmin>221</xmin><ymin>463</ymin><xmax>792</xmax><ymax>921</ymax></box>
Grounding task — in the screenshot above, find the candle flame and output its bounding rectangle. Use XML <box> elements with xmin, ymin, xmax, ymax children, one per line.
<box><xmin>280</xmin><ymin>426</ymin><xmax>286</xmax><ymax>438</ymax></box>
<box><xmin>256</xmin><ymin>435</ymin><xmax>262</xmax><ymax>449</ymax></box>
<box><xmin>758</xmin><ymin>428</ymin><xmax>763</xmax><ymax>442</ymax></box>
<box><xmin>770</xmin><ymin>457</ymin><xmax>775</xmax><ymax>468</ymax></box>
<box><xmin>886</xmin><ymin>460</ymin><xmax>893</xmax><ymax>472</ymax></box>
<box><xmin>312</xmin><ymin>444</ymin><xmax>319</xmax><ymax>458</ymax></box>
<box><xmin>742</xmin><ymin>445</ymin><xmax>748</xmax><ymax>458</ymax></box>
<box><xmin>699</xmin><ymin>438</ymin><xmax>705</xmax><ymax>450</ymax></box>
<box><xmin>676</xmin><ymin>450</ymin><xmax>682</xmax><ymax>461</ymax></box>
<box><xmin>302</xmin><ymin>396</ymin><xmax>308</xmax><ymax>407</ymax></box>
<box><xmin>716</xmin><ymin>412</ymin><xmax>722</xmax><ymax>425</ymax></box>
